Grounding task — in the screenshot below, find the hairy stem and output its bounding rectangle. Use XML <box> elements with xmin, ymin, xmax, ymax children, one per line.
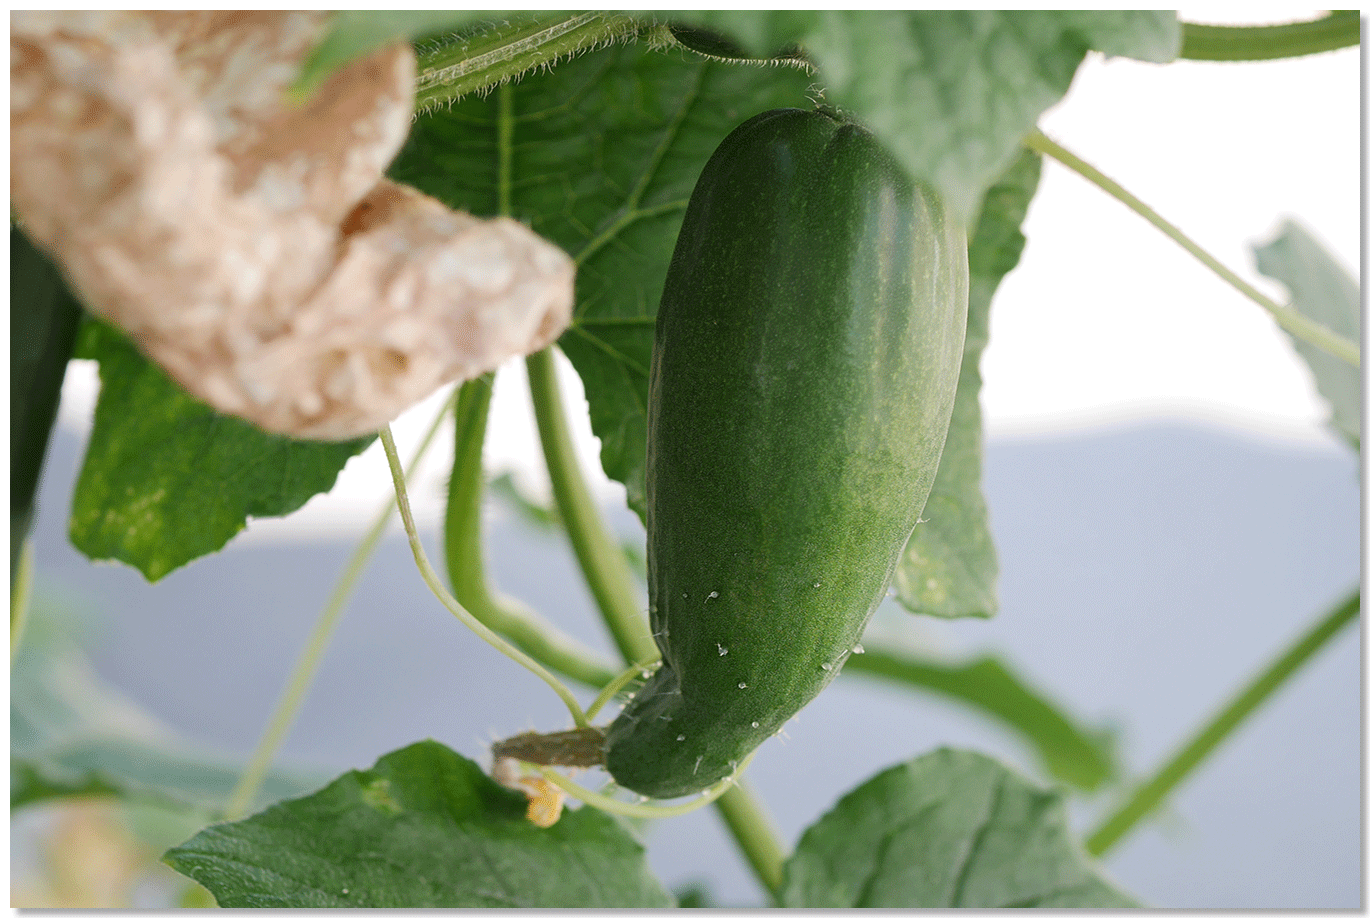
<box><xmin>525</xmin><ymin>348</ymin><xmax>657</xmax><ymax>665</ymax></box>
<box><xmin>415</xmin><ymin>12</ymin><xmax>644</xmax><ymax>112</ymax></box>
<box><xmin>1180</xmin><ymin>11</ymin><xmax>1360</xmax><ymax>61</ymax></box>
<box><xmin>586</xmin><ymin>661</ymin><xmax>656</xmax><ymax>722</ymax></box>
<box><xmin>1086</xmin><ymin>589</ymin><xmax>1359</xmax><ymax>856</ymax></box>
<box><xmin>380</xmin><ymin>425</ymin><xmax>589</xmax><ymax>729</ymax></box>
<box><xmin>1024</xmin><ymin>129</ymin><xmax>1360</xmax><ymax>368</ymax></box>
<box><xmin>715</xmin><ymin>779</ymin><xmax>790</xmax><ymax>902</ymax></box>
<box><xmin>224</xmin><ymin>396</ymin><xmax>453</xmax><ymax>821</ymax></box>
<box><xmin>444</xmin><ymin>375</ymin><xmax>620</xmax><ymax>687</ymax></box>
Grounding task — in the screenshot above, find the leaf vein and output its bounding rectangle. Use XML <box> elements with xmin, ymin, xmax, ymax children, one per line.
<box><xmin>564</xmin><ymin>324</ymin><xmax>651</xmax><ymax>380</ymax></box>
<box><xmin>949</xmin><ymin>772</ymin><xmax>1005</xmax><ymax>906</ymax></box>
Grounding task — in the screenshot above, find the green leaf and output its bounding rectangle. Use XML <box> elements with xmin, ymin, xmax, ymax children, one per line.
<box><xmin>12</xmin><ymin>600</ymin><xmax>323</xmax><ymax>812</ymax></box>
<box><xmin>68</xmin><ymin>321</ymin><xmax>372</xmax><ymax>581</ymax></box>
<box><xmin>164</xmin><ymin>740</ymin><xmax>674</xmax><ymax>908</ymax></box>
<box><xmin>780</xmin><ymin>748</ymin><xmax>1139</xmax><ymax>908</ymax></box>
<box><xmin>10</xmin><ymin>228</ymin><xmax>84</xmax><ymax>580</ymax></box>
<box><xmin>842</xmin><ymin>644</ymin><xmax>1117</xmax><ymax>792</ymax></box>
<box><xmin>1060</xmin><ymin>11</ymin><xmax>1186</xmax><ymax>61</ymax></box>
<box><xmin>389</xmin><ymin>41</ymin><xmax>815</xmax><ymax>521</ymax></box>
<box><xmin>893</xmin><ymin>151</ymin><xmax>1041</xmax><ymax>619</ymax></box>
<box><xmin>1252</xmin><ymin>220</ymin><xmax>1361</xmax><ymax>450</ymax></box>
<box><xmin>292</xmin><ymin>10</ymin><xmax>492</xmax><ymax>99</ymax></box>
<box><xmin>679</xmin><ymin>11</ymin><xmax>1180</xmax><ymax>222</ymax></box>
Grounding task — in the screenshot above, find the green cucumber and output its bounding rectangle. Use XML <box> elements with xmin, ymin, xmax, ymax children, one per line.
<box><xmin>603</xmin><ymin>108</ymin><xmax>969</xmax><ymax>798</ymax></box>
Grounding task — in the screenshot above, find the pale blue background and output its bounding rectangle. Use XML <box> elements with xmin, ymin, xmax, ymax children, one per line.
<box><xmin>17</xmin><ymin>418</ymin><xmax>1362</xmax><ymax>908</ymax></box>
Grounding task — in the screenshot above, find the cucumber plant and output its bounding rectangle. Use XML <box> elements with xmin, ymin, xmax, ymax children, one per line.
<box><xmin>11</xmin><ymin>10</ymin><xmax>1359</xmax><ymax>910</ymax></box>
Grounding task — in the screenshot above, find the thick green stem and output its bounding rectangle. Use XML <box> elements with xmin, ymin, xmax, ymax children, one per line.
<box><xmin>444</xmin><ymin>375</ymin><xmax>620</xmax><ymax>688</ymax></box>
<box><xmin>525</xmin><ymin>349</ymin><xmax>656</xmax><ymax>665</ymax></box>
<box><xmin>714</xmin><ymin>779</ymin><xmax>789</xmax><ymax>902</ymax></box>
<box><xmin>224</xmin><ymin>397</ymin><xmax>453</xmax><ymax>820</ymax></box>
<box><xmin>1024</xmin><ymin>129</ymin><xmax>1360</xmax><ymax>369</ymax></box>
<box><xmin>415</xmin><ymin>12</ymin><xmax>644</xmax><ymax>112</ymax></box>
<box><xmin>1181</xmin><ymin>11</ymin><xmax>1359</xmax><ymax>61</ymax></box>
<box><xmin>1086</xmin><ymin>589</ymin><xmax>1359</xmax><ymax>856</ymax></box>
<box><xmin>380</xmin><ymin>426</ymin><xmax>589</xmax><ymax>728</ymax></box>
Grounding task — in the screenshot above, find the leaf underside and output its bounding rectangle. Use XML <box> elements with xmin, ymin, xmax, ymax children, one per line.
<box><xmin>1252</xmin><ymin>220</ymin><xmax>1361</xmax><ymax>450</ymax></box>
<box><xmin>68</xmin><ymin>321</ymin><xmax>371</xmax><ymax>581</ymax></box>
<box><xmin>893</xmin><ymin>150</ymin><xmax>1042</xmax><ymax>620</ymax></box>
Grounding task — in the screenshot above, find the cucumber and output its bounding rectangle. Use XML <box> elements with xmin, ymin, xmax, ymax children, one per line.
<box><xmin>603</xmin><ymin>108</ymin><xmax>969</xmax><ymax>798</ymax></box>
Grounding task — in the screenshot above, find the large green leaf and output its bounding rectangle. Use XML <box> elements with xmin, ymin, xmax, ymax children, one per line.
<box><xmin>892</xmin><ymin>150</ymin><xmax>1041</xmax><ymax>620</ymax></box>
<box><xmin>676</xmin><ymin>11</ymin><xmax>1180</xmax><ymax>222</ymax></box>
<box><xmin>164</xmin><ymin>740</ymin><xmax>674</xmax><ymax>908</ymax></box>
<box><xmin>10</xmin><ymin>228</ymin><xmax>84</xmax><ymax>581</ymax></box>
<box><xmin>388</xmin><ymin>40</ymin><xmax>815</xmax><ymax>521</ymax></box>
<box><xmin>780</xmin><ymin>748</ymin><xmax>1139</xmax><ymax>908</ymax></box>
<box><xmin>68</xmin><ymin>320</ymin><xmax>372</xmax><ymax>581</ymax></box>
<box><xmin>1253</xmin><ymin>220</ymin><xmax>1361</xmax><ymax>450</ymax></box>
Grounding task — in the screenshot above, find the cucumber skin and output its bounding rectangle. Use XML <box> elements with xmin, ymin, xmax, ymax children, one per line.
<box><xmin>604</xmin><ymin>109</ymin><xmax>969</xmax><ymax>798</ymax></box>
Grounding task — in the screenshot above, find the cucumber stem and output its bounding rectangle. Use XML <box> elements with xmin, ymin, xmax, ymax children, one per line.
<box><xmin>1023</xmin><ymin>128</ymin><xmax>1360</xmax><ymax>369</ymax></box>
<box><xmin>1086</xmin><ymin>589</ymin><xmax>1359</xmax><ymax>856</ymax></box>
<box><xmin>1180</xmin><ymin>11</ymin><xmax>1360</xmax><ymax>62</ymax></box>
<box><xmin>585</xmin><ymin>660</ymin><xmax>657</xmax><ymax>721</ymax></box>
<box><xmin>525</xmin><ymin>348</ymin><xmax>657</xmax><ymax>666</ymax></box>
<box><xmin>444</xmin><ymin>375</ymin><xmax>621</xmax><ymax>688</ymax></box>
<box><xmin>225</xmin><ymin>395</ymin><xmax>453</xmax><ymax>821</ymax></box>
<box><xmin>715</xmin><ymin>779</ymin><xmax>790</xmax><ymax>902</ymax></box>
<box><xmin>379</xmin><ymin>424</ymin><xmax>590</xmax><ymax>729</ymax></box>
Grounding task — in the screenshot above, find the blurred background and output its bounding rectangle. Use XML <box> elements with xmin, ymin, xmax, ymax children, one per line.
<box><xmin>12</xmin><ymin>6</ymin><xmax>1360</xmax><ymax>909</ymax></box>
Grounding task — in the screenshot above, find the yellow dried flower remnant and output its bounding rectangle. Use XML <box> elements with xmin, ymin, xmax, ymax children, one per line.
<box><xmin>492</xmin><ymin>756</ymin><xmax>568</xmax><ymax>828</ymax></box>
<box><xmin>11</xmin><ymin>11</ymin><xmax>574</xmax><ymax>439</ymax></box>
